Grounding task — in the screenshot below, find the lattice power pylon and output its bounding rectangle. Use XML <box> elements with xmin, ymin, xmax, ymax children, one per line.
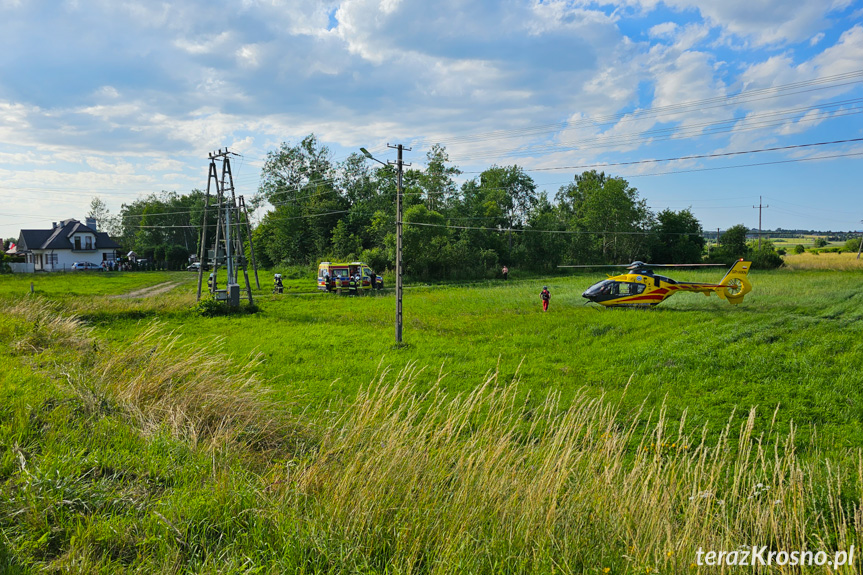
<box><xmin>196</xmin><ymin>148</ymin><xmax>259</xmax><ymax>305</ymax></box>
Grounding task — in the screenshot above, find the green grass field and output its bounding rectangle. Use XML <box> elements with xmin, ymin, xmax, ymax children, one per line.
<box><xmin>1</xmin><ymin>267</ymin><xmax>862</xmax><ymax>573</ymax></box>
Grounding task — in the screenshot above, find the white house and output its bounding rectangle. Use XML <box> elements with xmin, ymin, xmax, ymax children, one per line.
<box><xmin>16</xmin><ymin>218</ymin><xmax>120</xmax><ymax>272</ymax></box>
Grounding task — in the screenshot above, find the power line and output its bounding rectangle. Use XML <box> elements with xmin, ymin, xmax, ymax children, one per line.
<box><xmin>518</xmin><ymin>137</ymin><xmax>863</xmax><ymax>173</ymax></box>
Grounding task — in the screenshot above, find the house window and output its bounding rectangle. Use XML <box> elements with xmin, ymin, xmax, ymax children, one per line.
<box><xmin>85</xmin><ymin>236</ymin><xmax>93</xmax><ymax>250</ymax></box>
<box><xmin>74</xmin><ymin>236</ymin><xmax>81</xmax><ymax>250</ymax></box>
<box><xmin>47</xmin><ymin>254</ymin><xmax>58</xmax><ymax>266</ymax></box>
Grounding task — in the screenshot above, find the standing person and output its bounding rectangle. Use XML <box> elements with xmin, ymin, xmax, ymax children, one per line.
<box><xmin>540</xmin><ymin>286</ymin><xmax>551</xmax><ymax>312</ymax></box>
<box><xmin>502</xmin><ymin>265</ymin><xmax>509</xmax><ymax>281</ymax></box>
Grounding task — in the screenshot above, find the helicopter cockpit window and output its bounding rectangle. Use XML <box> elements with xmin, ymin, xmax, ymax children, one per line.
<box><xmin>585</xmin><ymin>280</ymin><xmax>618</xmax><ymax>296</ymax></box>
<box><xmin>585</xmin><ymin>280</ymin><xmax>645</xmax><ymax>297</ymax></box>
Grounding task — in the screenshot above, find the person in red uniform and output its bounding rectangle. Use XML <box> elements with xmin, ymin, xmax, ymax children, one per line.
<box><xmin>540</xmin><ymin>286</ymin><xmax>551</xmax><ymax>311</ymax></box>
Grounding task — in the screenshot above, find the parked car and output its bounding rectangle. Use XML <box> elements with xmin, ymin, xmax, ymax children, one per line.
<box><xmin>186</xmin><ymin>262</ymin><xmax>201</xmax><ymax>272</ymax></box>
<box><xmin>71</xmin><ymin>261</ymin><xmax>103</xmax><ymax>271</ymax></box>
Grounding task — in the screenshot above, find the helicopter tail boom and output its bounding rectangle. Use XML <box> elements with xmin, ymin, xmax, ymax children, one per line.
<box><xmin>715</xmin><ymin>260</ymin><xmax>752</xmax><ymax>304</ymax></box>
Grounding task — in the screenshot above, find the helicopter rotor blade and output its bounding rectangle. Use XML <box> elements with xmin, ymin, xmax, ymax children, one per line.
<box><xmin>558</xmin><ymin>265</ymin><xmax>631</xmax><ymax>268</ymax></box>
<box><xmin>644</xmin><ymin>263</ymin><xmax>727</xmax><ymax>267</ymax></box>
<box><xmin>559</xmin><ymin>262</ymin><xmax>726</xmax><ymax>268</ymax></box>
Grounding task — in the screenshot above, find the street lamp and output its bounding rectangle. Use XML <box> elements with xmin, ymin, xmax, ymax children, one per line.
<box><xmin>360</xmin><ymin>145</ymin><xmax>408</xmax><ymax>344</ymax></box>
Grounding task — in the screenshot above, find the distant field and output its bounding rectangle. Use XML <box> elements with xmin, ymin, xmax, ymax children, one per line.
<box><xmin>771</xmin><ymin>235</ymin><xmax>841</xmax><ymax>246</ymax></box>
<box><xmin>1</xmin><ymin>267</ymin><xmax>862</xmax><ymax>572</ymax></box>
<box><xmin>783</xmin><ymin>251</ymin><xmax>863</xmax><ymax>270</ymax></box>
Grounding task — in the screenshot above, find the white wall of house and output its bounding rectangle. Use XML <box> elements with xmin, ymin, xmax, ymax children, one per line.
<box><xmin>28</xmin><ymin>249</ymin><xmax>115</xmax><ymax>271</ymax></box>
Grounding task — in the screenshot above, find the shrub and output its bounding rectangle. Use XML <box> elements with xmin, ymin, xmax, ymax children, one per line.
<box><xmin>751</xmin><ymin>249</ymin><xmax>784</xmax><ymax>269</ymax></box>
<box><xmin>193</xmin><ymin>296</ymin><xmax>258</xmax><ymax>317</ymax></box>
<box><xmin>794</xmin><ymin>244</ymin><xmax>806</xmax><ymax>254</ymax></box>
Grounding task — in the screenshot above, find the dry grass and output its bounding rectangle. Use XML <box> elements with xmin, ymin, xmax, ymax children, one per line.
<box><xmin>82</xmin><ymin>323</ymin><xmax>297</xmax><ymax>449</ymax></box>
<box><xmin>3</xmin><ymin>297</ymin><xmax>94</xmax><ymax>355</ymax></box>
<box><xmin>290</xmin><ymin>365</ymin><xmax>863</xmax><ymax>573</ymax></box>
<box><xmin>783</xmin><ymin>252</ymin><xmax>863</xmax><ymax>271</ymax></box>
<box><xmin>3</xmin><ymin>297</ymin><xmax>297</xmax><ymax>451</ymax></box>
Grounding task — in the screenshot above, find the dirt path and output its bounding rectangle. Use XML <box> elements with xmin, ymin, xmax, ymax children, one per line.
<box><xmin>113</xmin><ymin>281</ymin><xmax>183</xmax><ymax>299</ymax></box>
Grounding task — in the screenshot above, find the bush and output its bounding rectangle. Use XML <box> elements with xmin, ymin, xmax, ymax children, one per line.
<box><xmin>193</xmin><ymin>296</ymin><xmax>259</xmax><ymax>317</ymax></box>
<box><xmin>751</xmin><ymin>249</ymin><xmax>783</xmax><ymax>269</ymax></box>
<box><xmin>359</xmin><ymin>247</ymin><xmax>390</xmax><ymax>274</ymax></box>
<box><xmin>844</xmin><ymin>237</ymin><xmax>861</xmax><ymax>252</ymax></box>
<box><xmin>793</xmin><ymin>244</ymin><xmax>805</xmax><ymax>254</ymax></box>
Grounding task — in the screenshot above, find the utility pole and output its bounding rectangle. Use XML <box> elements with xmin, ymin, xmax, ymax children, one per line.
<box><xmin>753</xmin><ymin>196</ymin><xmax>769</xmax><ymax>251</ymax></box>
<box><xmin>857</xmin><ymin>220</ymin><xmax>863</xmax><ymax>260</ymax></box>
<box><xmin>389</xmin><ymin>143</ymin><xmax>411</xmax><ymax>344</ymax></box>
<box><xmin>360</xmin><ymin>145</ymin><xmax>410</xmax><ymax>344</ymax></box>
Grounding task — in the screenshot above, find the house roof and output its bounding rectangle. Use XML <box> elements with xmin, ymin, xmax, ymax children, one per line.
<box><xmin>17</xmin><ymin>219</ymin><xmax>120</xmax><ymax>252</ymax></box>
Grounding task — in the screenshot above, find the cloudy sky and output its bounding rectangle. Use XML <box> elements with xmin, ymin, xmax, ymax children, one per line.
<box><xmin>2</xmin><ymin>0</ymin><xmax>862</xmax><ymax>241</ymax></box>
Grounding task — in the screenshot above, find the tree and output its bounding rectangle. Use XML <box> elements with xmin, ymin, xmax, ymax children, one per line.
<box><xmin>718</xmin><ymin>224</ymin><xmax>749</xmax><ymax>260</ymax></box>
<box><xmin>331</xmin><ymin>219</ymin><xmax>362</xmax><ymax>259</ymax></box>
<box><xmin>523</xmin><ymin>193</ymin><xmax>567</xmax><ymax>270</ymax></box>
<box><xmin>398</xmin><ymin>204</ymin><xmax>449</xmax><ymax>278</ymax></box>
<box><xmin>556</xmin><ymin>170</ymin><xmax>652</xmax><ymax>264</ymax></box>
<box><xmin>255</xmin><ymin>135</ymin><xmax>347</xmax><ymax>264</ymax></box>
<box><xmin>419</xmin><ymin>144</ymin><xmax>461</xmax><ymax>212</ymax></box>
<box><xmin>87</xmin><ymin>196</ymin><xmax>119</xmax><ymax>236</ymax></box>
<box><xmin>650</xmin><ymin>208</ymin><xmax>706</xmax><ymax>263</ymax></box>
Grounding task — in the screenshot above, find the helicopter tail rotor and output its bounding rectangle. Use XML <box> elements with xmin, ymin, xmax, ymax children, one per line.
<box><xmin>715</xmin><ymin>260</ymin><xmax>753</xmax><ymax>304</ymax></box>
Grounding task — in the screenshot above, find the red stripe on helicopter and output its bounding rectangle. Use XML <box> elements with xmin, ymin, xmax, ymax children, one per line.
<box><xmin>620</xmin><ymin>294</ymin><xmax>665</xmax><ymax>302</ymax></box>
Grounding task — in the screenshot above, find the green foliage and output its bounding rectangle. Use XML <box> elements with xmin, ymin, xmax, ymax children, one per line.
<box><xmin>844</xmin><ymin>237</ymin><xmax>861</xmax><ymax>252</ymax></box>
<box><xmin>718</xmin><ymin>224</ymin><xmax>749</xmax><ymax>259</ymax></box>
<box><xmin>192</xmin><ymin>296</ymin><xmax>258</xmax><ymax>317</ymax></box>
<box><xmin>751</xmin><ymin>248</ymin><xmax>784</xmax><ymax>269</ymax></box>
<box><xmin>651</xmin><ymin>208</ymin><xmax>706</xmax><ymax>263</ymax></box>
<box><xmin>121</xmin><ymin>190</ymin><xmax>206</xmax><ymax>257</ymax></box>
<box><xmin>794</xmin><ymin>244</ymin><xmax>806</xmax><ymax>254</ymax></box>
<box><xmin>252</xmin><ymin>137</ymin><xmax>711</xmax><ymax>276</ymax></box>
<box><xmin>330</xmin><ymin>219</ymin><xmax>362</xmax><ymax>260</ymax></box>
<box><xmin>400</xmin><ymin>204</ymin><xmax>449</xmax><ymax>278</ymax></box>
<box><xmin>556</xmin><ymin>170</ymin><xmax>652</xmax><ymax>264</ymax></box>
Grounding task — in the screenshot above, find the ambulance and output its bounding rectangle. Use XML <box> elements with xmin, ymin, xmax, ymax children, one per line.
<box><xmin>317</xmin><ymin>262</ymin><xmax>383</xmax><ymax>292</ymax></box>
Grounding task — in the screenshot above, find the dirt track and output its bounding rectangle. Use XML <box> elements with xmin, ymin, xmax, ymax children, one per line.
<box><xmin>113</xmin><ymin>281</ymin><xmax>183</xmax><ymax>299</ymax></box>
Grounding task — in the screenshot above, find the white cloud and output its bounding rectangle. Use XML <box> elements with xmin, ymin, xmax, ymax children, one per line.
<box><xmin>649</xmin><ymin>22</ymin><xmax>678</xmax><ymax>39</ymax></box>
<box><xmin>174</xmin><ymin>31</ymin><xmax>233</xmax><ymax>55</ymax></box>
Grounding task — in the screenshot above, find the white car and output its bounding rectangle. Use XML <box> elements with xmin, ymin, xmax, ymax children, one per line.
<box><xmin>71</xmin><ymin>261</ymin><xmax>103</xmax><ymax>271</ymax></box>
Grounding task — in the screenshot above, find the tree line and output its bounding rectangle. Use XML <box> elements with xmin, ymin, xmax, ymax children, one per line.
<box><xmin>93</xmin><ymin>134</ymin><xmax>785</xmax><ymax>276</ymax></box>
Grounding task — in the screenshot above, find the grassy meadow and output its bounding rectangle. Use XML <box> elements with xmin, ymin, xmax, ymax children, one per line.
<box><xmin>1</xmin><ymin>264</ymin><xmax>862</xmax><ymax>573</ymax></box>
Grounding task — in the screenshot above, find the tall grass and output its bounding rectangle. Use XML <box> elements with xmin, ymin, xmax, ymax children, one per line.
<box><xmin>2</xmin><ymin>298</ymin><xmax>298</xmax><ymax>451</ymax></box>
<box><xmin>291</xmin><ymin>365</ymin><xmax>863</xmax><ymax>573</ymax></box>
<box><xmin>4</xmin><ymin>296</ymin><xmax>93</xmax><ymax>355</ymax></box>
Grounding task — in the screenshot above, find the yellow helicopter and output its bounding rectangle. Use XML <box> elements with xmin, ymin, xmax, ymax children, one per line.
<box><xmin>561</xmin><ymin>259</ymin><xmax>753</xmax><ymax>308</ymax></box>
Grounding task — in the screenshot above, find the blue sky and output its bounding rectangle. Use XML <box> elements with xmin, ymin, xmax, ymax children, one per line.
<box><xmin>2</xmin><ymin>0</ymin><xmax>862</xmax><ymax>241</ymax></box>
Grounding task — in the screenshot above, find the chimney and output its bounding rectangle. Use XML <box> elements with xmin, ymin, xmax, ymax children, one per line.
<box><xmin>52</xmin><ymin>222</ymin><xmax>57</xmax><ymax>229</ymax></box>
<box><xmin>85</xmin><ymin>217</ymin><xmax>98</xmax><ymax>231</ymax></box>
